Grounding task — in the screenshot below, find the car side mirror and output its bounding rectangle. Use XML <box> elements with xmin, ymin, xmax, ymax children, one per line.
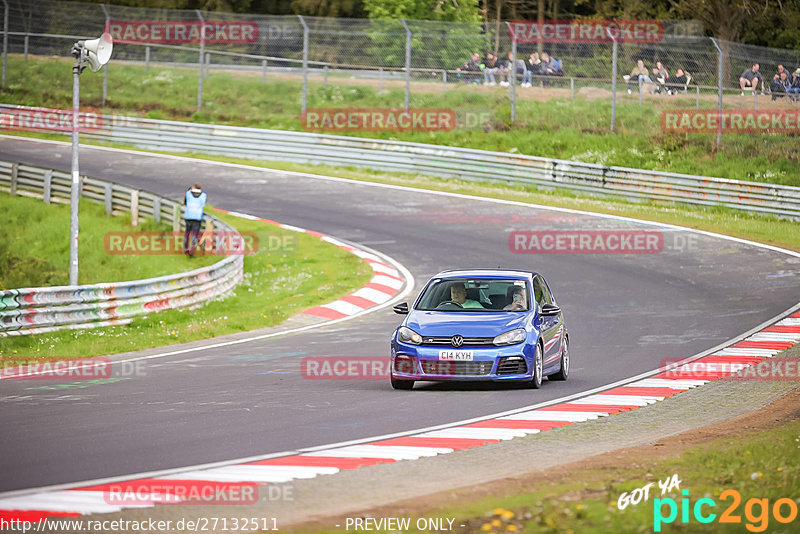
<box><xmin>540</xmin><ymin>303</ymin><xmax>561</xmax><ymax>316</ymax></box>
<box><xmin>393</xmin><ymin>302</ymin><xmax>409</xmax><ymax>315</ymax></box>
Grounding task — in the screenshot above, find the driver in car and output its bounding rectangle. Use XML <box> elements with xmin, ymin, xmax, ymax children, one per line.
<box><xmin>450</xmin><ymin>282</ymin><xmax>484</xmax><ymax>309</ymax></box>
<box><xmin>504</xmin><ymin>286</ymin><xmax>527</xmax><ymax>311</ymax></box>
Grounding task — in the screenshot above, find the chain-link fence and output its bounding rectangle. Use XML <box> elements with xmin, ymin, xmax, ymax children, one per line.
<box><xmin>2</xmin><ymin>0</ymin><xmax>800</xmax><ymax>132</ymax></box>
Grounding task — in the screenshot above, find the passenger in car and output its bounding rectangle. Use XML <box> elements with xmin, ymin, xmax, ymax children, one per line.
<box><xmin>504</xmin><ymin>286</ymin><xmax>527</xmax><ymax>311</ymax></box>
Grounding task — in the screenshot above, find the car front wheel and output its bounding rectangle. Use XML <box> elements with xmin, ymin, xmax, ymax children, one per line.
<box><xmin>550</xmin><ymin>338</ymin><xmax>569</xmax><ymax>381</ymax></box>
<box><xmin>391</xmin><ymin>376</ymin><xmax>415</xmax><ymax>390</ymax></box>
<box><xmin>528</xmin><ymin>344</ymin><xmax>543</xmax><ymax>389</ymax></box>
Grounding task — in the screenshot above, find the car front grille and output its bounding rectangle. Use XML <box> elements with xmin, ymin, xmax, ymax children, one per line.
<box><xmin>421</xmin><ymin>336</ymin><xmax>496</xmax><ymax>347</ymax></box>
<box><xmin>420</xmin><ymin>361</ymin><xmax>494</xmax><ymax>376</ymax></box>
<box><xmin>497</xmin><ymin>356</ymin><xmax>527</xmax><ymax>375</ymax></box>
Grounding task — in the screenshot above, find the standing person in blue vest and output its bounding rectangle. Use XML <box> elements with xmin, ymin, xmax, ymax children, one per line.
<box><xmin>184</xmin><ymin>183</ymin><xmax>207</xmax><ymax>257</ymax></box>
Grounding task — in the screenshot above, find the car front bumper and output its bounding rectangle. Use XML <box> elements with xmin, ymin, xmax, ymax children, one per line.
<box><xmin>391</xmin><ymin>342</ymin><xmax>535</xmax><ymax>381</ymax></box>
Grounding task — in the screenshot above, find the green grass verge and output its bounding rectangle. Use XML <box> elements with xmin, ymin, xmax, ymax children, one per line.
<box><xmin>0</xmin><ymin>190</ymin><xmax>218</xmax><ymax>288</ymax></box>
<box><xmin>294</xmin><ymin>418</ymin><xmax>800</xmax><ymax>534</ymax></box>
<box><xmin>0</xmin><ymin>200</ymin><xmax>374</xmax><ymax>359</ymax></box>
<box><xmin>2</xmin><ymin>55</ymin><xmax>799</xmax><ymax>186</ymax></box>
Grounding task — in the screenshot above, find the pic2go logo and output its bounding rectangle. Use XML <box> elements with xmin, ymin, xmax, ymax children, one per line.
<box><xmin>654</xmin><ymin>489</ymin><xmax>799</xmax><ymax>532</ymax></box>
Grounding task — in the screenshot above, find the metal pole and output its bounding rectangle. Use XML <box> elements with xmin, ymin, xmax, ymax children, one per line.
<box><xmin>442</xmin><ymin>69</ymin><xmax>446</xmax><ymax>91</ymax></box>
<box><xmin>69</xmin><ymin>48</ymin><xmax>82</xmax><ymax>286</ymax></box>
<box><xmin>378</xmin><ymin>67</ymin><xmax>383</xmax><ymax>92</ymax></box>
<box><xmin>609</xmin><ymin>30</ymin><xmax>618</xmax><ymax>132</ymax></box>
<box><xmin>401</xmin><ymin>18</ymin><xmax>411</xmax><ymax>112</ymax></box>
<box><xmin>570</xmin><ymin>77</ymin><xmax>574</xmax><ymax>100</ymax></box>
<box><xmin>100</xmin><ymin>4</ymin><xmax>109</xmax><ymax>105</ymax></box>
<box><xmin>205</xmin><ymin>52</ymin><xmax>210</xmax><ymax>79</ymax></box>
<box><xmin>2</xmin><ymin>1</ymin><xmax>8</xmax><ymax>87</ymax></box>
<box><xmin>262</xmin><ymin>59</ymin><xmax>267</xmax><ymax>83</ymax></box>
<box><xmin>145</xmin><ymin>45</ymin><xmax>150</xmax><ymax>73</ymax></box>
<box><xmin>298</xmin><ymin>15</ymin><xmax>308</xmax><ymax>116</ymax></box>
<box><xmin>23</xmin><ymin>34</ymin><xmax>28</xmax><ymax>61</ymax></box>
<box><xmin>710</xmin><ymin>38</ymin><xmax>723</xmax><ymax>147</ymax></box>
<box><xmin>638</xmin><ymin>75</ymin><xmax>643</xmax><ymax>106</ymax></box>
<box><xmin>323</xmin><ymin>65</ymin><xmax>328</xmax><ymax>86</ymax></box>
<box><xmin>195</xmin><ymin>9</ymin><xmax>205</xmax><ymax>112</ymax></box>
<box><xmin>506</xmin><ymin>22</ymin><xmax>516</xmax><ymax>122</ymax></box>
<box><xmin>696</xmin><ymin>85</ymin><xmax>699</xmax><ymax>110</ymax></box>
<box><xmin>753</xmin><ymin>89</ymin><xmax>757</xmax><ymax>111</ymax></box>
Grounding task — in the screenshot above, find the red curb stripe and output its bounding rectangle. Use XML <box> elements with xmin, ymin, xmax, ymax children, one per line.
<box><xmin>247</xmin><ymin>456</ymin><xmax>395</xmax><ymax>469</ymax></box>
<box><xmin>305</xmin><ymin>230</ymin><xmax>325</xmax><ymax>238</ymax></box>
<box><xmin>762</xmin><ymin>325</ymin><xmax>800</xmax><ymax>333</ymax></box>
<box><xmin>364</xmin><ymin>282</ymin><xmax>397</xmax><ymax>295</ymax></box>
<box><xmin>0</xmin><ymin>511</ymin><xmax>81</xmax><ymax>522</ymax></box>
<box><xmin>694</xmin><ymin>355</ymin><xmax>766</xmax><ymax>364</ymax></box>
<box><xmin>732</xmin><ymin>340</ymin><xmax>793</xmax><ymax>350</ymax></box>
<box><xmin>75</xmin><ymin>478</ymin><xmax>258</xmax><ymax>493</ymax></box>
<box><xmin>339</xmin><ymin>295</ymin><xmax>378</xmax><ymax>309</ymax></box>
<box><xmin>599</xmin><ymin>387</ymin><xmax>682</xmax><ymax>397</ymax></box>
<box><xmin>652</xmin><ymin>371</ymin><xmax>727</xmax><ymax>380</ymax></box>
<box><xmin>302</xmin><ymin>306</ymin><xmax>348</xmax><ymax>320</ymax></box>
<box><xmin>541</xmin><ymin>404</ymin><xmax>635</xmax><ymax>414</ymax></box>
<box><xmin>370</xmin><ymin>437</ymin><xmax>497</xmax><ymax>450</ymax></box>
<box><xmin>465</xmin><ymin>420</ymin><xmax>573</xmax><ymax>430</ymax></box>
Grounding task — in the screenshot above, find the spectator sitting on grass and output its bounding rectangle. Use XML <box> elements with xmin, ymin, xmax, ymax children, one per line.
<box><xmin>667</xmin><ymin>68</ymin><xmax>690</xmax><ymax>94</ymax></box>
<box><xmin>483</xmin><ymin>52</ymin><xmax>500</xmax><ymax>86</ymax></box>
<box><xmin>500</xmin><ymin>51</ymin><xmax>526</xmax><ymax>86</ymax></box>
<box><xmin>624</xmin><ymin>59</ymin><xmax>652</xmax><ymax>94</ymax></box>
<box><xmin>652</xmin><ymin>61</ymin><xmax>669</xmax><ymax>93</ymax></box>
<box><xmin>522</xmin><ymin>52</ymin><xmax>541</xmax><ymax>87</ymax></box>
<box><xmin>540</xmin><ymin>52</ymin><xmax>562</xmax><ymax>88</ymax></box>
<box><xmin>771</xmin><ymin>70</ymin><xmax>791</xmax><ymax>101</ymax></box>
<box><xmin>789</xmin><ymin>69</ymin><xmax>800</xmax><ymax>103</ymax></box>
<box><xmin>456</xmin><ymin>52</ymin><xmax>482</xmax><ymax>84</ymax></box>
<box><xmin>739</xmin><ymin>63</ymin><xmax>764</xmax><ymax>95</ymax></box>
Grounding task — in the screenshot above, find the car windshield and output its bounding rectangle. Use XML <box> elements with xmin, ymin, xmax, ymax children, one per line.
<box><xmin>415</xmin><ymin>278</ymin><xmax>530</xmax><ymax>312</ymax></box>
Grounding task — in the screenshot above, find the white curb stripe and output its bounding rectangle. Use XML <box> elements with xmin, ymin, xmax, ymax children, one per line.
<box><xmin>500</xmin><ymin>411</ymin><xmax>604</xmax><ymax>422</ymax></box>
<box><xmin>320</xmin><ymin>300</ymin><xmax>365</xmax><ymax>316</ymax></box>
<box><xmin>352</xmin><ymin>287</ymin><xmax>392</xmax><ymax>304</ymax></box>
<box><xmin>628</xmin><ymin>378</ymin><xmax>707</xmax><ymax>389</ymax></box>
<box><xmin>416</xmin><ymin>428</ymin><xmax>533</xmax><ymax>440</ymax></box>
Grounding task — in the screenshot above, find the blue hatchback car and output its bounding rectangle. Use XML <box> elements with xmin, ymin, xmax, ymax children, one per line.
<box><xmin>390</xmin><ymin>269</ymin><xmax>568</xmax><ymax>390</ymax></box>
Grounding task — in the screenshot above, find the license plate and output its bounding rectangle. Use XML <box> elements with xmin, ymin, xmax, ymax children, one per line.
<box><xmin>439</xmin><ymin>350</ymin><xmax>474</xmax><ymax>361</ymax></box>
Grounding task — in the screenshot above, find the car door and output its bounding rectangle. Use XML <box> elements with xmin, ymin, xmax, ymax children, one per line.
<box><xmin>534</xmin><ymin>275</ymin><xmax>563</xmax><ymax>368</ymax></box>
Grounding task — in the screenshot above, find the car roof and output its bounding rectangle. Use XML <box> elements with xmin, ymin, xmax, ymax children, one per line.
<box><xmin>432</xmin><ymin>269</ymin><xmax>536</xmax><ymax>280</ymax></box>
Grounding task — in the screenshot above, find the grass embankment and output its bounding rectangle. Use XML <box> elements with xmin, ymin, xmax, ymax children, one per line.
<box><xmin>298</xmin><ymin>407</ymin><xmax>800</xmax><ymax>533</ymax></box>
<box><xmin>0</xmin><ymin>191</ymin><xmax>218</xmax><ymax>288</ymax></box>
<box><xmin>0</xmin><ymin>193</ymin><xmax>373</xmax><ymax>359</ymax></box>
<box><xmin>1</xmin><ymin>55</ymin><xmax>799</xmax><ymax>186</ymax></box>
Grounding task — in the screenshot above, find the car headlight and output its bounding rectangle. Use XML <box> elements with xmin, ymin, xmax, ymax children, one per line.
<box><xmin>397</xmin><ymin>326</ymin><xmax>422</xmax><ymax>345</ymax></box>
<box><xmin>493</xmin><ymin>328</ymin><xmax>527</xmax><ymax>346</ymax></box>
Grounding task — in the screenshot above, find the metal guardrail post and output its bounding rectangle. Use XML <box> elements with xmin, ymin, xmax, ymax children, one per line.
<box><xmin>130</xmin><ymin>190</ymin><xmax>139</xmax><ymax>226</ymax></box>
<box><xmin>2</xmin><ymin>0</ymin><xmax>8</xmax><ymax>87</ymax></box>
<box><xmin>104</xmin><ymin>182</ymin><xmax>112</xmax><ymax>214</ymax></box>
<box><xmin>400</xmin><ymin>19</ymin><xmax>411</xmax><ymax>112</ymax></box>
<box><xmin>195</xmin><ymin>9</ymin><xmax>205</xmax><ymax>112</ymax></box>
<box><xmin>298</xmin><ymin>15</ymin><xmax>308</xmax><ymax>116</ymax></box>
<box><xmin>43</xmin><ymin>169</ymin><xmax>52</xmax><ymax>203</ymax></box>
<box><xmin>9</xmin><ymin>162</ymin><xmax>17</xmax><ymax>195</ymax></box>
<box><xmin>261</xmin><ymin>59</ymin><xmax>267</xmax><ymax>83</ymax></box>
<box><xmin>710</xmin><ymin>38</ymin><xmax>723</xmax><ymax>147</ymax></box>
<box><xmin>172</xmin><ymin>204</ymin><xmax>179</xmax><ymax>232</ymax></box>
<box><xmin>153</xmin><ymin>196</ymin><xmax>161</xmax><ymax>223</ymax></box>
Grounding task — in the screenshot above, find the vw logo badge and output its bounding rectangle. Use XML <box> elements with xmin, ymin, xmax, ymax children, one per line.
<box><xmin>451</xmin><ymin>335</ymin><xmax>464</xmax><ymax>347</ymax></box>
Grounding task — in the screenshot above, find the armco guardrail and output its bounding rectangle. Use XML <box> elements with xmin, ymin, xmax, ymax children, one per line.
<box><xmin>45</xmin><ymin>110</ymin><xmax>800</xmax><ymax>219</ymax></box>
<box><xmin>2</xmin><ymin>105</ymin><xmax>800</xmax><ymax>218</ymax></box>
<box><xmin>0</xmin><ymin>160</ymin><xmax>244</xmax><ymax>336</ymax></box>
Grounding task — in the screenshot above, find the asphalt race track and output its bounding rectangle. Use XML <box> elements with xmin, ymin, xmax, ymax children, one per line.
<box><xmin>2</xmin><ymin>137</ymin><xmax>799</xmax><ymax>493</ymax></box>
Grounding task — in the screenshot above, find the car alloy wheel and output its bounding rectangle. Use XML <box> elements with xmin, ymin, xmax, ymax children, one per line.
<box><xmin>529</xmin><ymin>344</ymin><xmax>543</xmax><ymax>389</ymax></box>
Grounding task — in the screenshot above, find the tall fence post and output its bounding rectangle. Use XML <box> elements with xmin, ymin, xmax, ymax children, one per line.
<box><xmin>261</xmin><ymin>59</ymin><xmax>267</xmax><ymax>83</ymax></box>
<box><xmin>442</xmin><ymin>69</ymin><xmax>446</xmax><ymax>91</ymax></box>
<box><xmin>570</xmin><ymin>77</ymin><xmax>574</xmax><ymax>100</ymax></box>
<box><xmin>298</xmin><ymin>15</ymin><xmax>309</xmax><ymax>116</ymax></box>
<box><xmin>710</xmin><ymin>38</ymin><xmax>723</xmax><ymax>147</ymax></box>
<box><xmin>323</xmin><ymin>64</ymin><xmax>328</xmax><ymax>86</ymax></box>
<box><xmin>23</xmin><ymin>34</ymin><xmax>28</xmax><ymax>61</ymax></box>
<box><xmin>400</xmin><ymin>18</ymin><xmax>411</xmax><ymax>112</ymax></box>
<box><xmin>104</xmin><ymin>182</ymin><xmax>112</xmax><ymax>214</ymax></box>
<box><xmin>2</xmin><ymin>0</ymin><xmax>8</xmax><ymax>87</ymax></box>
<box><xmin>195</xmin><ymin>9</ymin><xmax>205</xmax><ymax>112</ymax></box>
<box><xmin>378</xmin><ymin>67</ymin><xmax>383</xmax><ymax>92</ymax></box>
<box><xmin>205</xmin><ymin>52</ymin><xmax>210</xmax><ymax>79</ymax></box>
<box><xmin>608</xmin><ymin>29</ymin><xmax>618</xmax><ymax>132</ymax></box>
<box><xmin>696</xmin><ymin>85</ymin><xmax>700</xmax><ymax>110</ymax></box>
<box><xmin>506</xmin><ymin>22</ymin><xmax>516</xmax><ymax>122</ymax></box>
<box><xmin>100</xmin><ymin>4</ymin><xmax>109</xmax><ymax>106</ymax></box>
<box><xmin>145</xmin><ymin>45</ymin><xmax>150</xmax><ymax>73</ymax></box>
<box><xmin>638</xmin><ymin>75</ymin><xmax>643</xmax><ymax>106</ymax></box>
<box><xmin>153</xmin><ymin>196</ymin><xmax>161</xmax><ymax>223</ymax></box>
